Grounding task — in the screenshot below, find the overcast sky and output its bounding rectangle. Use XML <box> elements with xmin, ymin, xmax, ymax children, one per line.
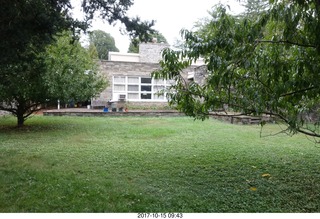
<box><xmin>73</xmin><ymin>0</ymin><xmax>244</xmax><ymax>52</ymax></box>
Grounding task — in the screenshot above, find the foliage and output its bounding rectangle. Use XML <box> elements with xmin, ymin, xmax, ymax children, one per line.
<box><xmin>81</xmin><ymin>0</ymin><xmax>155</xmax><ymax>42</ymax></box>
<box><xmin>0</xmin><ymin>49</ymin><xmax>49</xmax><ymax>126</ymax></box>
<box><xmin>0</xmin><ymin>0</ymin><xmax>82</xmax><ymax>66</ymax></box>
<box><xmin>0</xmin><ymin>0</ymin><xmax>154</xmax><ymax>66</ymax></box>
<box><xmin>0</xmin><ymin>116</ymin><xmax>319</xmax><ymax>212</ymax></box>
<box><xmin>45</xmin><ymin>32</ymin><xmax>107</xmax><ymax>103</ymax></box>
<box><xmin>153</xmin><ymin>1</ymin><xmax>320</xmax><ymax>139</ymax></box>
<box><xmin>127</xmin><ymin>38</ymin><xmax>140</xmax><ymax>53</ymax></box>
<box><xmin>128</xmin><ymin>32</ymin><xmax>168</xmax><ymax>53</ymax></box>
<box><xmin>0</xmin><ymin>32</ymin><xmax>107</xmax><ymax>126</ymax></box>
<box><xmin>240</xmin><ymin>0</ymin><xmax>269</xmax><ymax>18</ymax></box>
<box><xmin>0</xmin><ymin>0</ymin><xmax>154</xmax><ymax>126</ymax></box>
<box><xmin>88</xmin><ymin>30</ymin><xmax>119</xmax><ymax>60</ymax></box>
<box><xmin>88</xmin><ymin>43</ymin><xmax>99</xmax><ymax>59</ymax></box>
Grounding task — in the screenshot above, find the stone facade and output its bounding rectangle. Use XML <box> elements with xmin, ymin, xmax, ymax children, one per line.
<box><xmin>92</xmin><ymin>60</ymin><xmax>197</xmax><ymax>108</ymax></box>
<box><xmin>139</xmin><ymin>43</ymin><xmax>169</xmax><ymax>63</ymax></box>
<box><xmin>91</xmin><ymin>42</ymin><xmax>204</xmax><ymax>109</ymax></box>
<box><xmin>92</xmin><ymin>61</ymin><xmax>162</xmax><ymax>107</ymax></box>
<box><xmin>193</xmin><ymin>65</ymin><xmax>207</xmax><ymax>85</ymax></box>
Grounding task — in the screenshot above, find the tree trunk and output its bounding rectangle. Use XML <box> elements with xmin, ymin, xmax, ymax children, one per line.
<box><xmin>17</xmin><ymin>113</ymin><xmax>25</xmax><ymax>127</ymax></box>
<box><xmin>16</xmin><ymin>100</ymin><xmax>26</xmax><ymax>127</ymax></box>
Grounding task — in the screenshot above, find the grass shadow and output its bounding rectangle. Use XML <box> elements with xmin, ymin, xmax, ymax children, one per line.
<box><xmin>0</xmin><ymin>115</ymin><xmax>74</xmax><ymax>134</ymax></box>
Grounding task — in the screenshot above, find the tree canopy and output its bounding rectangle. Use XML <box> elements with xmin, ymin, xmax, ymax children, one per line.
<box><xmin>153</xmin><ymin>0</ymin><xmax>320</xmax><ymax>139</ymax></box>
<box><xmin>89</xmin><ymin>30</ymin><xmax>119</xmax><ymax>60</ymax></box>
<box><xmin>128</xmin><ymin>32</ymin><xmax>168</xmax><ymax>53</ymax></box>
<box><xmin>0</xmin><ymin>0</ymin><xmax>155</xmax><ymax>126</ymax></box>
<box><xmin>0</xmin><ymin>0</ymin><xmax>79</xmax><ymax>66</ymax></box>
<box><xmin>0</xmin><ymin>0</ymin><xmax>154</xmax><ymax>66</ymax></box>
<box><xmin>240</xmin><ymin>0</ymin><xmax>269</xmax><ymax>18</ymax></box>
<box><xmin>0</xmin><ymin>32</ymin><xmax>106</xmax><ymax>126</ymax></box>
<box><xmin>45</xmin><ymin>32</ymin><xmax>107</xmax><ymax>103</ymax></box>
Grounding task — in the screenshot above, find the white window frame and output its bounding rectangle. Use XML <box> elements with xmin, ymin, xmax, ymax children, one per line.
<box><xmin>113</xmin><ymin>75</ymin><xmax>173</xmax><ymax>102</ymax></box>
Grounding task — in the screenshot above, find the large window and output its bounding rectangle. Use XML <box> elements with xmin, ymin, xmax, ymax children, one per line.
<box><xmin>113</xmin><ymin>76</ymin><xmax>174</xmax><ymax>101</ymax></box>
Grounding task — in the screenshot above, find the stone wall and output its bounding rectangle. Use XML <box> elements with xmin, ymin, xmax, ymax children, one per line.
<box><xmin>44</xmin><ymin>110</ymin><xmax>185</xmax><ymax>117</ymax></box>
<box><xmin>92</xmin><ymin>60</ymin><xmax>194</xmax><ymax>109</ymax></box>
<box><xmin>139</xmin><ymin>43</ymin><xmax>169</xmax><ymax>63</ymax></box>
<box><xmin>91</xmin><ymin>42</ymin><xmax>198</xmax><ymax>109</ymax></box>
<box><xmin>92</xmin><ymin>61</ymin><xmax>163</xmax><ymax>107</ymax></box>
<box><xmin>194</xmin><ymin>65</ymin><xmax>207</xmax><ymax>85</ymax></box>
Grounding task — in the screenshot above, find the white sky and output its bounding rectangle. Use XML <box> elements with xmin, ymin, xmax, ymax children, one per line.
<box><xmin>72</xmin><ymin>0</ymin><xmax>244</xmax><ymax>53</ymax></box>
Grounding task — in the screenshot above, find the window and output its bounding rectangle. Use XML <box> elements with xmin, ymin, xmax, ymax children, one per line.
<box><xmin>128</xmin><ymin>85</ymin><xmax>139</xmax><ymax>91</ymax></box>
<box><xmin>141</xmin><ymin>77</ymin><xmax>152</xmax><ymax>84</ymax></box>
<box><xmin>113</xmin><ymin>76</ymin><xmax>171</xmax><ymax>101</ymax></box>
<box><xmin>141</xmin><ymin>93</ymin><xmax>152</xmax><ymax>99</ymax></box>
<box><xmin>128</xmin><ymin>77</ymin><xmax>139</xmax><ymax>83</ymax></box>
<box><xmin>128</xmin><ymin>93</ymin><xmax>139</xmax><ymax>100</ymax></box>
<box><xmin>114</xmin><ymin>76</ymin><xmax>125</xmax><ymax>83</ymax></box>
<box><xmin>153</xmin><ymin>85</ymin><xmax>165</xmax><ymax>92</ymax></box>
<box><xmin>141</xmin><ymin>85</ymin><xmax>152</xmax><ymax>92</ymax></box>
<box><xmin>114</xmin><ymin>85</ymin><xmax>125</xmax><ymax>92</ymax></box>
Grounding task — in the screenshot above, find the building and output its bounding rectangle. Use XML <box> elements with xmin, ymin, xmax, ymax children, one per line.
<box><xmin>91</xmin><ymin>41</ymin><xmax>205</xmax><ymax>109</ymax></box>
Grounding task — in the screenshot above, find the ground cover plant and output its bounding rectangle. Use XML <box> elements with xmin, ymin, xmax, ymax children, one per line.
<box><xmin>0</xmin><ymin>115</ymin><xmax>319</xmax><ymax>212</ymax></box>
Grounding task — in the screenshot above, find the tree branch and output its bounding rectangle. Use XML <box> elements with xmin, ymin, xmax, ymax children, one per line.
<box><xmin>255</xmin><ymin>39</ymin><xmax>316</xmax><ymax>48</ymax></box>
<box><xmin>0</xmin><ymin>104</ymin><xmax>16</xmax><ymax>114</ymax></box>
<box><xmin>280</xmin><ymin>86</ymin><xmax>317</xmax><ymax>97</ymax></box>
<box><xmin>23</xmin><ymin>103</ymin><xmax>42</xmax><ymax>119</ymax></box>
<box><xmin>261</xmin><ymin>111</ymin><xmax>320</xmax><ymax>138</ymax></box>
<box><xmin>208</xmin><ymin>107</ymin><xmax>320</xmax><ymax>139</ymax></box>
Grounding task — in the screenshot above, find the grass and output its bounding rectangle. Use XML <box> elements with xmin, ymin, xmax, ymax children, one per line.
<box><xmin>0</xmin><ymin>115</ymin><xmax>320</xmax><ymax>212</ymax></box>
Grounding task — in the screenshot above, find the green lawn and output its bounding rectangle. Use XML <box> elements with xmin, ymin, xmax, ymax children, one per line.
<box><xmin>0</xmin><ymin>115</ymin><xmax>319</xmax><ymax>212</ymax></box>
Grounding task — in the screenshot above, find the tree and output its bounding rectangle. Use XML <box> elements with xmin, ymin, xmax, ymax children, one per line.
<box><xmin>0</xmin><ymin>32</ymin><xmax>107</xmax><ymax>126</ymax></box>
<box><xmin>0</xmin><ymin>51</ymin><xmax>49</xmax><ymax>126</ymax></box>
<box><xmin>88</xmin><ymin>43</ymin><xmax>99</xmax><ymax>59</ymax></box>
<box><xmin>0</xmin><ymin>0</ymin><xmax>154</xmax><ymax>126</ymax></box>
<box><xmin>45</xmin><ymin>32</ymin><xmax>107</xmax><ymax>104</ymax></box>
<box><xmin>0</xmin><ymin>0</ymin><xmax>154</xmax><ymax>65</ymax></box>
<box><xmin>127</xmin><ymin>38</ymin><xmax>140</xmax><ymax>53</ymax></box>
<box><xmin>89</xmin><ymin>30</ymin><xmax>119</xmax><ymax>60</ymax></box>
<box><xmin>0</xmin><ymin>0</ymin><xmax>81</xmax><ymax>67</ymax></box>
<box><xmin>153</xmin><ymin>1</ymin><xmax>320</xmax><ymax>139</ymax></box>
<box><xmin>128</xmin><ymin>32</ymin><xmax>168</xmax><ymax>53</ymax></box>
<box><xmin>240</xmin><ymin>0</ymin><xmax>269</xmax><ymax>18</ymax></box>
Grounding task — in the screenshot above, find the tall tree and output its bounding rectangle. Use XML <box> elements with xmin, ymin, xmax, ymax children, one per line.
<box><xmin>0</xmin><ymin>32</ymin><xmax>106</xmax><ymax>126</ymax></box>
<box><xmin>0</xmin><ymin>0</ymin><xmax>154</xmax><ymax>126</ymax></box>
<box><xmin>128</xmin><ymin>32</ymin><xmax>168</xmax><ymax>53</ymax></box>
<box><xmin>0</xmin><ymin>0</ymin><xmax>79</xmax><ymax>66</ymax></box>
<box><xmin>0</xmin><ymin>0</ymin><xmax>154</xmax><ymax>66</ymax></box>
<box><xmin>88</xmin><ymin>43</ymin><xmax>99</xmax><ymax>59</ymax></box>
<box><xmin>89</xmin><ymin>30</ymin><xmax>119</xmax><ymax>60</ymax></box>
<box><xmin>45</xmin><ymin>32</ymin><xmax>107</xmax><ymax>104</ymax></box>
<box><xmin>127</xmin><ymin>38</ymin><xmax>140</xmax><ymax>53</ymax></box>
<box><xmin>153</xmin><ymin>1</ymin><xmax>320</xmax><ymax>139</ymax></box>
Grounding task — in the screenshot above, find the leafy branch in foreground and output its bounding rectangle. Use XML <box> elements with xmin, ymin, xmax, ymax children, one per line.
<box><xmin>153</xmin><ymin>2</ymin><xmax>320</xmax><ymax>139</ymax></box>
